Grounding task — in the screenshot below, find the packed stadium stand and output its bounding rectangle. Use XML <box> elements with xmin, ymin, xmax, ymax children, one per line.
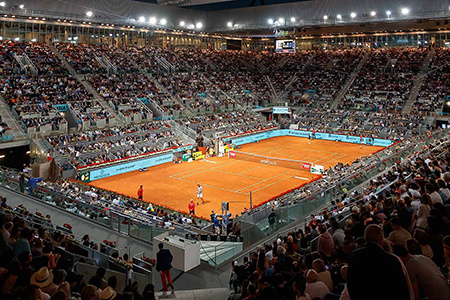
<box><xmin>0</xmin><ymin>0</ymin><xmax>449</xmax><ymax>299</ymax></box>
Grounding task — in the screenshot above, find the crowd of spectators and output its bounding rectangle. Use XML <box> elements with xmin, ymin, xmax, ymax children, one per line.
<box><xmin>413</xmin><ymin>48</ymin><xmax>450</xmax><ymax>113</ymax></box>
<box><xmin>341</xmin><ymin>48</ymin><xmax>428</xmax><ymax>112</ymax></box>
<box><xmin>175</xmin><ymin>112</ymin><xmax>274</xmax><ymax>137</ymax></box>
<box><xmin>287</xmin><ymin>108</ymin><xmax>427</xmax><ymax>140</ymax></box>
<box><xmin>45</xmin><ymin>121</ymin><xmax>183</xmax><ymax>168</ymax></box>
<box><xmin>0</xmin><ymin>198</ymin><xmax>158</xmax><ymax>300</ymax></box>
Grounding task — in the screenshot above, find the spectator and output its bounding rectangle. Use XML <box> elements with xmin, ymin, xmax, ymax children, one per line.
<box><xmin>312</xmin><ymin>259</ymin><xmax>333</xmax><ymax>291</ymax></box>
<box><xmin>347</xmin><ymin>224</ymin><xmax>412</xmax><ymax>300</ymax></box>
<box><xmin>388</xmin><ymin>217</ymin><xmax>412</xmax><ymax>247</ymax></box>
<box><xmin>393</xmin><ymin>245</ymin><xmax>449</xmax><ymax>300</ymax></box>
<box><xmin>304</xmin><ymin>269</ymin><xmax>329</xmax><ymax>300</ymax></box>
<box><xmin>101</xmin><ymin>287</ymin><xmax>117</xmax><ymax>300</ymax></box>
<box><xmin>30</xmin><ymin>267</ymin><xmax>53</xmax><ymax>300</ymax></box>
<box><xmin>317</xmin><ymin>225</ymin><xmax>335</xmax><ymax>262</ymax></box>
<box><xmin>293</xmin><ymin>274</ymin><xmax>310</xmax><ymax>300</ymax></box>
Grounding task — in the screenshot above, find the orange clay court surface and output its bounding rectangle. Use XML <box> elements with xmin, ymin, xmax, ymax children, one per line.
<box><xmin>90</xmin><ymin>136</ymin><xmax>384</xmax><ymax>218</ymax></box>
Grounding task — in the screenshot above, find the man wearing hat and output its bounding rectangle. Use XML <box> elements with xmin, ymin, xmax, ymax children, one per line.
<box><xmin>101</xmin><ymin>287</ymin><xmax>117</xmax><ymax>300</ymax></box>
<box><xmin>30</xmin><ymin>267</ymin><xmax>53</xmax><ymax>300</ymax></box>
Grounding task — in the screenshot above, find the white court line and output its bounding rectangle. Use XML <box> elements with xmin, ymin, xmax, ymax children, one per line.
<box><xmin>313</xmin><ymin>152</ymin><xmax>340</xmax><ymax>164</ymax></box>
<box><xmin>201</xmin><ymin>159</ymin><xmax>217</xmax><ymax>164</ymax></box>
<box><xmin>235</xmin><ymin>170</ymin><xmax>294</xmax><ymax>192</ymax></box>
<box><xmin>169</xmin><ymin>176</ymin><xmax>248</xmax><ymax>195</ymax></box>
<box><xmin>294</xmin><ymin>176</ymin><xmax>310</xmax><ymax>180</ymax></box>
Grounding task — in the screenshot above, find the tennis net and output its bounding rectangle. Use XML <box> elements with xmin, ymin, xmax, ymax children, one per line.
<box><xmin>228</xmin><ymin>150</ymin><xmax>313</xmax><ymax>170</ymax></box>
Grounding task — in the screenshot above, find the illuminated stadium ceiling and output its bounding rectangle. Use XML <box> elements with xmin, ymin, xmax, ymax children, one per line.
<box><xmin>137</xmin><ymin>0</ymin><xmax>310</xmax><ymax>10</ymax></box>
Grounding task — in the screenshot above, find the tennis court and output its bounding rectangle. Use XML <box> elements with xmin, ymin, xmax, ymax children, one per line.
<box><xmin>89</xmin><ymin>136</ymin><xmax>384</xmax><ymax>218</ymax></box>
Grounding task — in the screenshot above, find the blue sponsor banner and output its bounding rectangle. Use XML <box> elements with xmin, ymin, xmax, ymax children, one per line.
<box><xmin>89</xmin><ymin>153</ymin><xmax>173</xmax><ymax>181</ymax></box>
<box><xmin>53</xmin><ymin>104</ymin><xmax>68</xmax><ymax>112</ymax></box>
<box><xmin>273</xmin><ymin>107</ymin><xmax>289</xmax><ymax>114</ymax></box>
<box><xmin>225</xmin><ymin>129</ymin><xmax>392</xmax><ymax>148</ymax></box>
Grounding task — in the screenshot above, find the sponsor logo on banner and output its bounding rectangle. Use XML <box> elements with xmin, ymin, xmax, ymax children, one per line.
<box><xmin>311</xmin><ymin>165</ymin><xmax>324</xmax><ymax>174</ymax></box>
<box><xmin>302</xmin><ymin>163</ymin><xmax>312</xmax><ymax>170</ymax></box>
<box><xmin>261</xmin><ymin>159</ymin><xmax>276</xmax><ymax>166</ymax></box>
<box><xmin>229</xmin><ymin>151</ymin><xmax>236</xmax><ymax>157</ymax></box>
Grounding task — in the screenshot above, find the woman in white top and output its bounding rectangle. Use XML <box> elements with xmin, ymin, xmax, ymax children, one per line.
<box><xmin>312</xmin><ymin>258</ymin><xmax>334</xmax><ymax>291</ymax></box>
<box><xmin>414</xmin><ymin>193</ymin><xmax>432</xmax><ymax>229</ymax></box>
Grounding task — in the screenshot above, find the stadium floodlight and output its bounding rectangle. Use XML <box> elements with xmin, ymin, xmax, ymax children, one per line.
<box><xmin>268</xmin><ymin>18</ymin><xmax>274</xmax><ymax>25</ymax></box>
<box><xmin>350</xmin><ymin>12</ymin><xmax>356</xmax><ymax>18</ymax></box>
<box><xmin>290</xmin><ymin>17</ymin><xmax>296</xmax><ymax>22</ymax></box>
<box><xmin>323</xmin><ymin>15</ymin><xmax>328</xmax><ymax>20</ymax></box>
<box><xmin>138</xmin><ymin>16</ymin><xmax>146</xmax><ymax>23</ymax></box>
<box><xmin>86</xmin><ymin>11</ymin><xmax>93</xmax><ymax>17</ymax></box>
<box><xmin>386</xmin><ymin>10</ymin><xmax>392</xmax><ymax>16</ymax></box>
<box><xmin>0</xmin><ymin>2</ymin><xmax>5</xmax><ymax>7</ymax></box>
<box><xmin>19</xmin><ymin>4</ymin><xmax>24</xmax><ymax>9</ymax></box>
<box><xmin>278</xmin><ymin>18</ymin><xmax>284</xmax><ymax>24</ymax></box>
<box><xmin>370</xmin><ymin>11</ymin><xmax>376</xmax><ymax>17</ymax></box>
<box><xmin>195</xmin><ymin>22</ymin><xmax>203</xmax><ymax>29</ymax></box>
<box><xmin>401</xmin><ymin>8</ymin><xmax>409</xmax><ymax>15</ymax></box>
<box><xmin>160</xmin><ymin>18</ymin><xmax>167</xmax><ymax>25</ymax></box>
<box><xmin>337</xmin><ymin>14</ymin><xmax>342</xmax><ymax>19</ymax></box>
<box><xmin>227</xmin><ymin>21</ymin><xmax>233</xmax><ymax>28</ymax></box>
<box><xmin>179</xmin><ymin>20</ymin><xmax>185</xmax><ymax>27</ymax></box>
<box><xmin>149</xmin><ymin>17</ymin><xmax>157</xmax><ymax>25</ymax></box>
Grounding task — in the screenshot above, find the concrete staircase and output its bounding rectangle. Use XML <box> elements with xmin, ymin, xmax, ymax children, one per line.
<box><xmin>402</xmin><ymin>50</ymin><xmax>435</xmax><ymax>114</ymax></box>
<box><xmin>131</xmin><ymin>61</ymin><xmax>193</xmax><ymax>117</ymax></box>
<box><xmin>265</xmin><ymin>75</ymin><xmax>278</xmax><ymax>103</ymax></box>
<box><xmin>331</xmin><ymin>51</ymin><xmax>370</xmax><ymax>109</ymax></box>
<box><xmin>48</xmin><ymin>44</ymin><xmax>123</xmax><ymax>125</ymax></box>
<box><xmin>0</xmin><ymin>94</ymin><xmax>27</xmax><ymax>139</ymax></box>
<box><xmin>278</xmin><ymin>52</ymin><xmax>318</xmax><ymax>102</ymax></box>
<box><xmin>198</xmin><ymin>240</ymin><xmax>243</xmax><ymax>266</ymax></box>
<box><xmin>202</xmin><ymin>76</ymin><xmax>245</xmax><ymax>111</ymax></box>
<box><xmin>275</xmin><ymin>56</ymin><xmax>290</xmax><ymax>70</ymax></box>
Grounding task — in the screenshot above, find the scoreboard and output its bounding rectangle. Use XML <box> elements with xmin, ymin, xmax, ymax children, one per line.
<box><xmin>275</xmin><ymin>40</ymin><xmax>296</xmax><ymax>53</ymax></box>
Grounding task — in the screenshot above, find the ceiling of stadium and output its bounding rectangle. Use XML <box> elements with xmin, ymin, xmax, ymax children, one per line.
<box><xmin>136</xmin><ymin>0</ymin><xmax>310</xmax><ymax>11</ymax></box>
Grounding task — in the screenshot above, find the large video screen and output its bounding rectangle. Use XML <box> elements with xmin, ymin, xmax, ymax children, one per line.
<box><xmin>275</xmin><ymin>40</ymin><xmax>296</xmax><ymax>53</ymax></box>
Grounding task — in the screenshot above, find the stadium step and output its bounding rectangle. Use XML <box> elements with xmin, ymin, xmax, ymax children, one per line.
<box><xmin>331</xmin><ymin>51</ymin><xmax>370</xmax><ymax>109</ymax></box>
<box><xmin>133</xmin><ymin>63</ymin><xmax>193</xmax><ymax>117</ymax></box>
<box><xmin>0</xmin><ymin>94</ymin><xmax>27</xmax><ymax>139</ymax></box>
<box><xmin>402</xmin><ymin>50</ymin><xmax>435</xmax><ymax>114</ymax></box>
<box><xmin>265</xmin><ymin>75</ymin><xmax>279</xmax><ymax>103</ymax></box>
<box><xmin>197</xmin><ymin>240</ymin><xmax>243</xmax><ymax>266</ymax></box>
<box><xmin>156</xmin><ymin>287</ymin><xmax>230</xmax><ymax>300</ymax></box>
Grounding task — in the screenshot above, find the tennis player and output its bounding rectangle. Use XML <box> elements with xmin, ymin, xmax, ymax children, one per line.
<box><xmin>197</xmin><ymin>183</ymin><xmax>204</xmax><ymax>205</ymax></box>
